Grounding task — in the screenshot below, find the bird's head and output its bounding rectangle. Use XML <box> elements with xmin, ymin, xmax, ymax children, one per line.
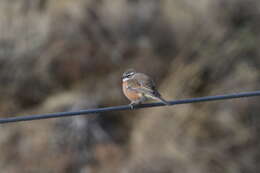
<box><xmin>122</xmin><ymin>69</ymin><xmax>136</xmax><ymax>81</ymax></box>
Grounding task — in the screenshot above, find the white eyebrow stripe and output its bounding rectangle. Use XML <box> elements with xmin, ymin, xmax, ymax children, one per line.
<box><xmin>123</xmin><ymin>77</ymin><xmax>131</xmax><ymax>82</ymax></box>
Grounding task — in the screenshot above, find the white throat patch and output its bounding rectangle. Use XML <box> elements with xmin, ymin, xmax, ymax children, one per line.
<box><xmin>123</xmin><ymin>77</ymin><xmax>131</xmax><ymax>82</ymax></box>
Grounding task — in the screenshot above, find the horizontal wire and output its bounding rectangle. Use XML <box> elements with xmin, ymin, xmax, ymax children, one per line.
<box><xmin>0</xmin><ymin>90</ymin><xmax>260</xmax><ymax>124</ymax></box>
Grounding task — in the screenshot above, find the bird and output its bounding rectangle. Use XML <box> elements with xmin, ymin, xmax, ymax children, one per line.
<box><xmin>122</xmin><ymin>69</ymin><xmax>170</xmax><ymax>108</ymax></box>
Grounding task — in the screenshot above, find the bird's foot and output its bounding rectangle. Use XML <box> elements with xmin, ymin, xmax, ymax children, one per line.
<box><xmin>129</xmin><ymin>103</ymin><xmax>134</xmax><ymax>109</ymax></box>
<box><xmin>129</xmin><ymin>101</ymin><xmax>140</xmax><ymax>109</ymax></box>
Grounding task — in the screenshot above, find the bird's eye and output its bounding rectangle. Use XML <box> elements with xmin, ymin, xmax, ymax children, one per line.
<box><xmin>126</xmin><ymin>74</ymin><xmax>133</xmax><ymax>78</ymax></box>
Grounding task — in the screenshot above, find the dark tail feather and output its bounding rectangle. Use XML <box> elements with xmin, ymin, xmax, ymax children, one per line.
<box><xmin>149</xmin><ymin>90</ymin><xmax>170</xmax><ymax>105</ymax></box>
<box><xmin>155</xmin><ymin>96</ymin><xmax>170</xmax><ymax>105</ymax></box>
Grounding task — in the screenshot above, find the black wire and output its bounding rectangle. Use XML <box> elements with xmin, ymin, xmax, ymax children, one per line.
<box><xmin>0</xmin><ymin>90</ymin><xmax>260</xmax><ymax>124</ymax></box>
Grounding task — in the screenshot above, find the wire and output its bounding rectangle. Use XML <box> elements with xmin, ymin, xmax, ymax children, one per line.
<box><xmin>0</xmin><ymin>90</ymin><xmax>260</xmax><ymax>124</ymax></box>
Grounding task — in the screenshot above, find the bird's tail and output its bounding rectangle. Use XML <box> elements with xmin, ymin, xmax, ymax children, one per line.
<box><xmin>148</xmin><ymin>93</ymin><xmax>170</xmax><ymax>105</ymax></box>
<box><xmin>145</xmin><ymin>90</ymin><xmax>170</xmax><ymax>105</ymax></box>
<box><xmin>155</xmin><ymin>96</ymin><xmax>171</xmax><ymax>105</ymax></box>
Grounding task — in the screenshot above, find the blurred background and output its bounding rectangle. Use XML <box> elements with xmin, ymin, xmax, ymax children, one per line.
<box><xmin>0</xmin><ymin>0</ymin><xmax>259</xmax><ymax>172</ymax></box>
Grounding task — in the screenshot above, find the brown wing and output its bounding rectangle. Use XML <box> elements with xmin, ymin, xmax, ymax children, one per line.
<box><xmin>128</xmin><ymin>73</ymin><xmax>161</xmax><ymax>97</ymax></box>
<box><xmin>135</xmin><ymin>73</ymin><xmax>156</xmax><ymax>90</ymax></box>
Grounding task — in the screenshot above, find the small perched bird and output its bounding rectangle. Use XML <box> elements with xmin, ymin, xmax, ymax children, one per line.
<box><xmin>122</xmin><ymin>69</ymin><xmax>170</xmax><ymax>108</ymax></box>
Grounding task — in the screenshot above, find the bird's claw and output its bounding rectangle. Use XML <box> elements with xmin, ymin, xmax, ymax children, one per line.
<box><xmin>129</xmin><ymin>102</ymin><xmax>140</xmax><ymax>109</ymax></box>
<box><xmin>129</xmin><ymin>103</ymin><xmax>135</xmax><ymax>109</ymax></box>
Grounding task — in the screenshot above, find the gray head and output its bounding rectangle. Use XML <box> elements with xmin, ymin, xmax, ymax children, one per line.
<box><xmin>122</xmin><ymin>69</ymin><xmax>136</xmax><ymax>81</ymax></box>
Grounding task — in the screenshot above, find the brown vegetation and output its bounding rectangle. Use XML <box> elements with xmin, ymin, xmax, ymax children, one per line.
<box><xmin>0</xmin><ymin>0</ymin><xmax>259</xmax><ymax>172</ymax></box>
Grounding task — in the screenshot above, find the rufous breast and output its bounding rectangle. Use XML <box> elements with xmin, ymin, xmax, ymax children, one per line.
<box><xmin>122</xmin><ymin>81</ymin><xmax>142</xmax><ymax>101</ymax></box>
